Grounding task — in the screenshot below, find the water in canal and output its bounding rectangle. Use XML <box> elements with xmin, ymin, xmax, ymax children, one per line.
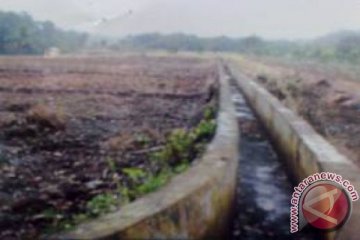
<box><xmin>229</xmin><ymin>80</ymin><xmax>319</xmax><ymax>240</ymax></box>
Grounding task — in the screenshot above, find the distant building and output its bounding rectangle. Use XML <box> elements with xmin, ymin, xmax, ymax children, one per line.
<box><xmin>44</xmin><ymin>47</ymin><xmax>60</xmax><ymax>58</ymax></box>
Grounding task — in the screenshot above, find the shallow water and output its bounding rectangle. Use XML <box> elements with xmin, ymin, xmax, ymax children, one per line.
<box><xmin>229</xmin><ymin>82</ymin><xmax>318</xmax><ymax>240</ymax></box>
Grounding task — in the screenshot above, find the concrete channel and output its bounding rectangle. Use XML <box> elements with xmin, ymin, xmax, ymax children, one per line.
<box><xmin>51</xmin><ymin>64</ymin><xmax>239</xmax><ymax>239</ymax></box>
<box><xmin>51</xmin><ymin>61</ymin><xmax>360</xmax><ymax>239</ymax></box>
<box><xmin>228</xmin><ymin>78</ymin><xmax>319</xmax><ymax>239</ymax></box>
<box><xmin>227</xmin><ymin>61</ymin><xmax>360</xmax><ymax>240</ymax></box>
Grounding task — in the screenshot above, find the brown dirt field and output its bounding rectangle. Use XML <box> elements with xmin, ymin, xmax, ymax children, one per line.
<box><xmin>231</xmin><ymin>56</ymin><xmax>360</xmax><ymax>166</ymax></box>
<box><xmin>0</xmin><ymin>55</ymin><xmax>218</xmax><ymax>239</ymax></box>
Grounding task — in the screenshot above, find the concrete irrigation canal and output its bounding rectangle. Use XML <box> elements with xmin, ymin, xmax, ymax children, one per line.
<box><xmin>228</xmin><ymin>75</ymin><xmax>319</xmax><ymax>239</ymax></box>
<box><xmin>51</xmin><ymin>61</ymin><xmax>360</xmax><ymax>240</ymax></box>
<box><xmin>226</xmin><ymin>61</ymin><xmax>360</xmax><ymax>240</ymax></box>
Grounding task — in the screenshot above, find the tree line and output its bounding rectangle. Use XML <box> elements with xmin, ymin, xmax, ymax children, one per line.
<box><xmin>0</xmin><ymin>11</ymin><xmax>88</xmax><ymax>55</ymax></box>
<box><xmin>2</xmin><ymin>10</ymin><xmax>360</xmax><ymax>65</ymax></box>
<box><xmin>116</xmin><ymin>32</ymin><xmax>360</xmax><ymax>64</ymax></box>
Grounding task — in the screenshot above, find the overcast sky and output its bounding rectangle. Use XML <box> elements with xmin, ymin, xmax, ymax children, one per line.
<box><xmin>1</xmin><ymin>0</ymin><xmax>360</xmax><ymax>39</ymax></box>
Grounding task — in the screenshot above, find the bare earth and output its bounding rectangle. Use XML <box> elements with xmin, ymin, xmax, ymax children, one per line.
<box><xmin>0</xmin><ymin>55</ymin><xmax>218</xmax><ymax>239</ymax></box>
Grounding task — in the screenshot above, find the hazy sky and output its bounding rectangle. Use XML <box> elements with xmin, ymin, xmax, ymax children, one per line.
<box><xmin>1</xmin><ymin>0</ymin><xmax>360</xmax><ymax>39</ymax></box>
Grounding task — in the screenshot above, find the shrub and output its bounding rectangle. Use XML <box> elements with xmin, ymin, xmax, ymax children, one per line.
<box><xmin>86</xmin><ymin>193</ymin><xmax>118</xmax><ymax>217</ymax></box>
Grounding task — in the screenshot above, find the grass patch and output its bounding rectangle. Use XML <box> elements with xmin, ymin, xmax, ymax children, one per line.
<box><xmin>86</xmin><ymin>193</ymin><xmax>118</xmax><ymax>217</ymax></box>
<box><xmin>151</xmin><ymin>106</ymin><xmax>216</xmax><ymax>168</ymax></box>
<box><xmin>46</xmin><ymin>105</ymin><xmax>217</xmax><ymax>235</ymax></box>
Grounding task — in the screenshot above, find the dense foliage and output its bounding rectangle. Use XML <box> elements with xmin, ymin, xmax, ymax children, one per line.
<box><xmin>117</xmin><ymin>31</ymin><xmax>360</xmax><ymax>64</ymax></box>
<box><xmin>118</xmin><ymin>33</ymin><xmax>266</xmax><ymax>53</ymax></box>
<box><xmin>0</xmin><ymin>11</ymin><xmax>88</xmax><ymax>55</ymax></box>
<box><xmin>2</xmin><ymin>10</ymin><xmax>360</xmax><ymax>64</ymax></box>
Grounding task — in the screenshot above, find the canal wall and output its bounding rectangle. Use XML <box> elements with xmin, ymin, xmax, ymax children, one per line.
<box><xmin>51</xmin><ymin>66</ymin><xmax>239</xmax><ymax>240</ymax></box>
<box><xmin>227</xmin><ymin>62</ymin><xmax>360</xmax><ymax>240</ymax></box>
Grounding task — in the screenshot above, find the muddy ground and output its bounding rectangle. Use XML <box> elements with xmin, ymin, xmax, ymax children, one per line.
<box><xmin>0</xmin><ymin>56</ymin><xmax>218</xmax><ymax>239</ymax></box>
<box><xmin>232</xmin><ymin>56</ymin><xmax>360</xmax><ymax>166</ymax></box>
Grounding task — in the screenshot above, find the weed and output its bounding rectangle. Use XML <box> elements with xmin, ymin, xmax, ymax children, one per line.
<box><xmin>192</xmin><ymin>119</ymin><xmax>216</xmax><ymax>141</ymax></box>
<box><xmin>44</xmin><ymin>103</ymin><xmax>217</xmax><ymax>235</ymax></box>
<box><xmin>135</xmin><ymin>171</ymin><xmax>172</xmax><ymax>195</ymax></box>
<box><xmin>167</xmin><ymin>129</ymin><xmax>193</xmax><ymax>163</ymax></box>
<box><xmin>173</xmin><ymin>162</ymin><xmax>189</xmax><ymax>173</ymax></box>
<box><xmin>45</xmin><ymin>192</ymin><xmax>120</xmax><ymax>234</ymax></box>
<box><xmin>123</xmin><ymin>167</ymin><xmax>146</xmax><ymax>182</ymax></box>
<box><xmin>41</xmin><ymin>209</ymin><xmax>71</xmax><ymax>234</ymax></box>
<box><xmin>117</xmin><ymin>185</ymin><xmax>131</xmax><ymax>204</ymax></box>
<box><xmin>86</xmin><ymin>193</ymin><xmax>117</xmax><ymax>217</ymax></box>
<box><xmin>150</xmin><ymin>107</ymin><xmax>216</xmax><ymax>167</ymax></box>
<box><xmin>203</xmin><ymin>106</ymin><xmax>216</xmax><ymax>120</ymax></box>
